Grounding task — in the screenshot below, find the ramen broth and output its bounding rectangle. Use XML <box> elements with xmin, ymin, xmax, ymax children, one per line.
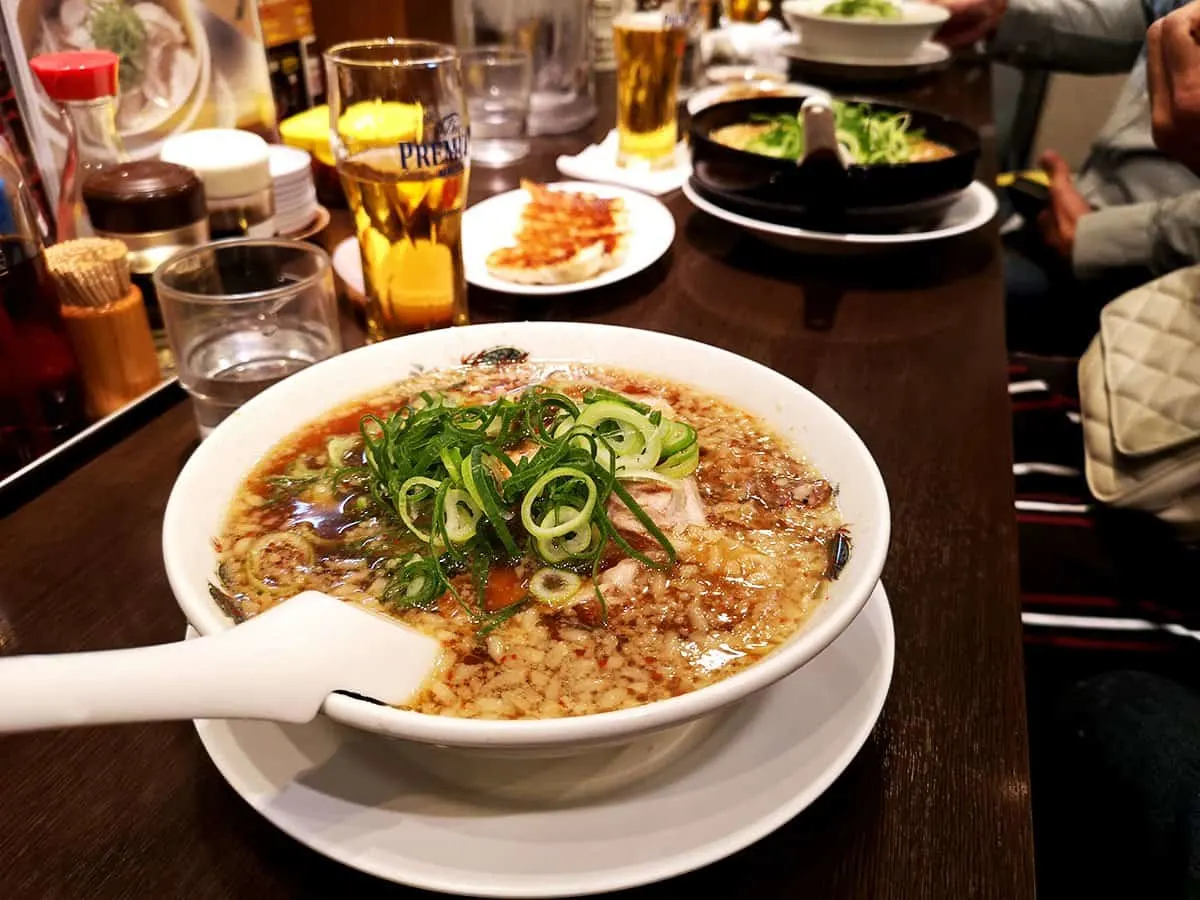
<box><xmin>710</xmin><ymin>117</ymin><xmax>955</xmax><ymax>163</ymax></box>
<box><xmin>214</xmin><ymin>362</ymin><xmax>845</xmax><ymax>719</ymax></box>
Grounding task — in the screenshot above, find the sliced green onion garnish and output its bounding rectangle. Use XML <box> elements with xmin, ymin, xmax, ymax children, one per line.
<box><xmin>326</xmin><ymin>435</ymin><xmax>359</xmax><ymax>466</ymax></box>
<box><xmin>439</xmin><ymin>446</ymin><xmax>464</xmax><ymax>483</ymax></box>
<box><xmin>443</xmin><ymin>488</ymin><xmax>482</xmax><ymax>544</ymax></box>
<box><xmin>535</xmin><ymin>534</ymin><xmax>569</xmax><ymax>564</ymax></box>
<box><xmin>461</xmin><ymin>447</ymin><xmax>520</xmax><ymax>557</ymax></box>
<box><xmin>618</xmin><ymin>470</ymin><xmax>683</xmax><ymax>489</ymax></box>
<box><xmin>520</xmin><ymin>467</ymin><xmax>597</xmax><ymax>538</ymax></box>
<box><xmin>576</xmin><ymin>401</ymin><xmax>663</xmax><ymax>472</ymax></box>
<box><xmin>582</xmin><ymin>387</ymin><xmax>652</xmax><ymax>414</ymax></box>
<box><xmin>656</xmin><ymin>442</ymin><xmax>700</xmax><ymax>479</ymax></box>
<box><xmin>384</xmin><ymin>554</ymin><xmax>443</xmax><ymax>609</ymax></box>
<box><xmin>564</xmin><ymin>523</ymin><xmax>599</xmax><ymax>554</ymax></box>
<box><xmin>553</xmin><ymin>416</ymin><xmax>575</xmax><ymax>439</ymax></box>
<box><xmin>660</xmin><ymin>421</ymin><xmax>696</xmax><ymax>457</ymax></box>
<box><xmin>398</xmin><ymin>476</ymin><xmax>441</xmax><ymax>541</ymax></box>
<box><xmin>340</xmin><ymin>379</ymin><xmax>695</xmax><ymax>626</ymax></box>
<box><xmin>534</xmin><ymin>509</ymin><xmax>599</xmax><ymax>563</ymax></box>
<box><xmin>530</xmin><ymin>568</ymin><xmax>583</xmax><ymax>607</ymax></box>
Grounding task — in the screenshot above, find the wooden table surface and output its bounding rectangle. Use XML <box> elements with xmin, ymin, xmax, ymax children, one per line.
<box><xmin>0</xmin><ymin>63</ymin><xmax>1035</xmax><ymax>898</ymax></box>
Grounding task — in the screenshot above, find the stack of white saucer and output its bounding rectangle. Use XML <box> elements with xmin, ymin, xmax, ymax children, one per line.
<box><xmin>269</xmin><ymin>144</ymin><xmax>319</xmax><ymax>236</ymax></box>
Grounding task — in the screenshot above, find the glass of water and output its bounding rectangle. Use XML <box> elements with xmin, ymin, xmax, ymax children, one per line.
<box><xmin>461</xmin><ymin>46</ymin><xmax>533</xmax><ymax>167</ymax></box>
<box><xmin>155</xmin><ymin>239</ymin><xmax>341</xmax><ymax>437</ymax></box>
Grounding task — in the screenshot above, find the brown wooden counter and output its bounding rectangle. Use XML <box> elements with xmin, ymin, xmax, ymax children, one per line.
<box><xmin>0</xmin><ymin>62</ymin><xmax>1034</xmax><ymax>899</ymax></box>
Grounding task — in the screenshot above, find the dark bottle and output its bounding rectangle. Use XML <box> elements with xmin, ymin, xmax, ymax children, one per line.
<box><xmin>0</xmin><ymin>155</ymin><xmax>85</xmax><ymax>477</ymax></box>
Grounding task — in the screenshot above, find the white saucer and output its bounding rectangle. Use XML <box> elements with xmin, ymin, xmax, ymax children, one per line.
<box><xmin>331</xmin><ymin>235</ymin><xmax>365</xmax><ymax>300</ymax></box>
<box><xmin>782</xmin><ymin>40</ymin><xmax>951</xmax><ymax>81</ymax></box>
<box><xmin>683</xmin><ymin>178</ymin><xmax>997</xmax><ymax>253</ymax></box>
<box><xmin>462</xmin><ymin>181</ymin><xmax>676</xmax><ymax>296</ymax></box>
<box><xmin>332</xmin><ymin>184</ymin><xmax>678</xmax><ymax>301</ymax></box>
<box><xmin>195</xmin><ymin>583</ymin><xmax>894</xmax><ymax>898</ymax></box>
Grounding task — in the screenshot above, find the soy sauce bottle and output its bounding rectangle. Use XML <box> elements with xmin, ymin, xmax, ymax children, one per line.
<box><xmin>0</xmin><ymin>153</ymin><xmax>85</xmax><ymax>477</ymax></box>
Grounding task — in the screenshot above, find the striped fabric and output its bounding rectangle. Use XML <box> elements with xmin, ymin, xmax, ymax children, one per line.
<box><xmin>1010</xmin><ymin>354</ymin><xmax>1200</xmax><ymax>657</ymax></box>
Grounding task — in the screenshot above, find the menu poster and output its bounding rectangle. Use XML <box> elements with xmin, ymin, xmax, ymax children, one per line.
<box><xmin>0</xmin><ymin>0</ymin><xmax>279</xmax><ymax>208</ymax></box>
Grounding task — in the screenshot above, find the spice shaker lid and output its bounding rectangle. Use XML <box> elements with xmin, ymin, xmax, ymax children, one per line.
<box><xmin>30</xmin><ymin>51</ymin><xmax>120</xmax><ymax>102</ymax></box>
<box><xmin>159</xmin><ymin>129</ymin><xmax>273</xmax><ymax>199</ymax></box>
<box><xmin>83</xmin><ymin>160</ymin><xmax>207</xmax><ymax>234</ymax></box>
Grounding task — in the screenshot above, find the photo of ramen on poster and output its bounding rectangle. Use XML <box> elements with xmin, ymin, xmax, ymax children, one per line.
<box><xmin>0</xmin><ymin>0</ymin><xmax>278</xmax><ymax>204</ymax></box>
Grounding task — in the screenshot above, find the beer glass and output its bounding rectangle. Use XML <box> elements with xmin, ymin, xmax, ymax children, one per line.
<box><xmin>325</xmin><ymin>40</ymin><xmax>470</xmax><ymax>342</ymax></box>
<box><xmin>614</xmin><ymin>1</ymin><xmax>691</xmax><ymax>169</ymax></box>
<box><xmin>724</xmin><ymin>0</ymin><xmax>769</xmax><ymax>22</ymax></box>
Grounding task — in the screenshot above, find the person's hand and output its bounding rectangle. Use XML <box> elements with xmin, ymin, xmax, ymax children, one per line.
<box><xmin>1037</xmin><ymin>150</ymin><xmax>1092</xmax><ymax>259</ymax></box>
<box><xmin>1148</xmin><ymin>1</ymin><xmax>1200</xmax><ymax>174</ymax></box>
<box><xmin>930</xmin><ymin>0</ymin><xmax>1008</xmax><ymax>47</ymax></box>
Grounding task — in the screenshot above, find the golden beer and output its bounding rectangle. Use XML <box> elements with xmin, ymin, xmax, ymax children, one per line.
<box><xmin>724</xmin><ymin>0</ymin><xmax>768</xmax><ymax>22</ymax></box>
<box><xmin>325</xmin><ymin>40</ymin><xmax>470</xmax><ymax>341</ymax></box>
<box><xmin>340</xmin><ymin>148</ymin><xmax>469</xmax><ymax>342</ymax></box>
<box><xmin>614</xmin><ymin>11</ymin><xmax>688</xmax><ymax>168</ymax></box>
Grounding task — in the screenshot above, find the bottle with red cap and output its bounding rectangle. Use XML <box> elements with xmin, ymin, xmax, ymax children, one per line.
<box><xmin>30</xmin><ymin>50</ymin><xmax>128</xmax><ymax>242</ymax></box>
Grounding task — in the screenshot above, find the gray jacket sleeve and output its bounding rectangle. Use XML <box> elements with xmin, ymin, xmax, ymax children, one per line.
<box><xmin>1073</xmin><ymin>193</ymin><xmax>1200</xmax><ymax>279</ymax></box>
<box><xmin>990</xmin><ymin>0</ymin><xmax>1151</xmax><ymax>74</ymax></box>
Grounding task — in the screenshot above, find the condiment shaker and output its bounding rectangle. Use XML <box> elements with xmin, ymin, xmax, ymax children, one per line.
<box><xmin>82</xmin><ymin>159</ymin><xmax>209</xmax><ymax>330</ymax></box>
<box><xmin>160</xmin><ymin>129</ymin><xmax>276</xmax><ymax>239</ymax></box>
<box><xmin>29</xmin><ymin>50</ymin><xmax>127</xmax><ymax>242</ymax></box>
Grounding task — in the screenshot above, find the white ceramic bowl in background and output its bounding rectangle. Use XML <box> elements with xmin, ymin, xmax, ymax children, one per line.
<box><xmin>781</xmin><ymin>0</ymin><xmax>949</xmax><ymax>62</ymax></box>
<box><xmin>163</xmin><ymin>322</ymin><xmax>890</xmax><ymax>754</ymax></box>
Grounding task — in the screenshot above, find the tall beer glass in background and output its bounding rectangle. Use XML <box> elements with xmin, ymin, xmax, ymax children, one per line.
<box><xmin>325</xmin><ymin>40</ymin><xmax>470</xmax><ymax>342</ymax></box>
<box><xmin>614</xmin><ymin>1</ymin><xmax>690</xmax><ymax>169</ymax></box>
<box><xmin>724</xmin><ymin>0</ymin><xmax>769</xmax><ymax>22</ymax></box>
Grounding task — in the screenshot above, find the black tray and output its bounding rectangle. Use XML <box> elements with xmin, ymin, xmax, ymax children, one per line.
<box><xmin>0</xmin><ymin>378</ymin><xmax>183</xmax><ymax>515</ymax></box>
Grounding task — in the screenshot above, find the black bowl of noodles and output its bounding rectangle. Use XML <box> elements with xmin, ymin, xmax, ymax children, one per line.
<box><xmin>688</xmin><ymin>94</ymin><xmax>981</xmax><ymax>223</ymax></box>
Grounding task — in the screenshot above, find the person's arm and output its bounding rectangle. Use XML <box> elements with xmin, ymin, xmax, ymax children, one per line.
<box><xmin>1073</xmin><ymin>192</ymin><xmax>1200</xmax><ymax>279</ymax></box>
<box><xmin>987</xmin><ymin>0</ymin><xmax>1155</xmax><ymax>73</ymax></box>
<box><xmin>1148</xmin><ymin>2</ymin><xmax>1200</xmax><ymax>172</ymax></box>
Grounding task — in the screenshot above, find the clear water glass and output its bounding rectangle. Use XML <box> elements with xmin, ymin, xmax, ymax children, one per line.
<box><xmin>155</xmin><ymin>239</ymin><xmax>341</xmax><ymax>437</ymax></box>
<box><xmin>461</xmin><ymin>46</ymin><xmax>533</xmax><ymax>167</ymax></box>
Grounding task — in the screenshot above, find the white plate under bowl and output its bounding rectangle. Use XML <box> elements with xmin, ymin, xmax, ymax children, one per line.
<box><xmin>704</xmin><ymin>65</ymin><xmax>790</xmax><ymax>84</ymax></box>
<box><xmin>195</xmin><ymin>582</ymin><xmax>894</xmax><ymax>898</ymax></box>
<box><xmin>781</xmin><ymin>39</ymin><xmax>951</xmax><ymax>79</ymax></box>
<box><xmin>683</xmin><ymin>178</ymin><xmax>997</xmax><ymax>252</ymax></box>
<box><xmin>462</xmin><ymin>182</ymin><xmax>676</xmax><ymax>296</ymax></box>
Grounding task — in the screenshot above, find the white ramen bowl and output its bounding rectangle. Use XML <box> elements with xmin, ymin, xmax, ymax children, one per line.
<box><xmin>164</xmin><ymin>323</ymin><xmax>890</xmax><ymax>753</ymax></box>
<box><xmin>781</xmin><ymin>0</ymin><xmax>949</xmax><ymax>62</ymax></box>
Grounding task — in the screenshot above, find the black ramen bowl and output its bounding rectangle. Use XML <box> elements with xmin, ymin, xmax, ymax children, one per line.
<box><xmin>688</xmin><ymin>94</ymin><xmax>981</xmax><ymax>223</ymax></box>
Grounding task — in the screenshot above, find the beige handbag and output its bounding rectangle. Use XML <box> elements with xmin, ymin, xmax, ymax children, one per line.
<box><xmin>1079</xmin><ymin>265</ymin><xmax>1200</xmax><ymax>532</ymax></box>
